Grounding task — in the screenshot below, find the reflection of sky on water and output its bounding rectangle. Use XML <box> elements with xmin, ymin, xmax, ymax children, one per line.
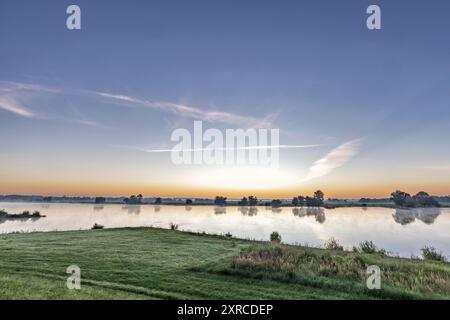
<box><xmin>0</xmin><ymin>202</ymin><xmax>449</xmax><ymax>258</ymax></box>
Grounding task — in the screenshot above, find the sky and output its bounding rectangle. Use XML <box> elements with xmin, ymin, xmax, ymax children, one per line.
<box><xmin>1</xmin><ymin>0</ymin><xmax>450</xmax><ymax>198</ymax></box>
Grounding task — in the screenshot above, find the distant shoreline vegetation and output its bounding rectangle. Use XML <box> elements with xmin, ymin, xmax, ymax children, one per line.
<box><xmin>0</xmin><ymin>190</ymin><xmax>448</xmax><ymax>208</ymax></box>
<box><xmin>0</xmin><ymin>209</ymin><xmax>45</xmax><ymax>220</ymax></box>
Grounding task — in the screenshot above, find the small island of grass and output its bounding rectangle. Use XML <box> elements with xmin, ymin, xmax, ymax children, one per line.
<box><xmin>0</xmin><ymin>209</ymin><xmax>45</xmax><ymax>221</ymax></box>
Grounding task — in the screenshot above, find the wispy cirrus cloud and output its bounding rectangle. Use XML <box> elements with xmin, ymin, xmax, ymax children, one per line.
<box><xmin>92</xmin><ymin>91</ymin><xmax>277</xmax><ymax>128</ymax></box>
<box><xmin>302</xmin><ymin>139</ymin><xmax>362</xmax><ymax>181</ymax></box>
<box><xmin>0</xmin><ymin>95</ymin><xmax>37</xmax><ymax>118</ymax></box>
<box><xmin>0</xmin><ymin>81</ymin><xmax>279</xmax><ymax>129</ymax></box>
<box><xmin>0</xmin><ymin>81</ymin><xmax>106</xmax><ymax>128</ymax></box>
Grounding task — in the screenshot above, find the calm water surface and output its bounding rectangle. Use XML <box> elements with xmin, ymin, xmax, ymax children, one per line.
<box><xmin>1</xmin><ymin>202</ymin><xmax>449</xmax><ymax>258</ymax></box>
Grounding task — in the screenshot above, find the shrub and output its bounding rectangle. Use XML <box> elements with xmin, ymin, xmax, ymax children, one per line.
<box><xmin>324</xmin><ymin>237</ymin><xmax>344</xmax><ymax>251</ymax></box>
<box><xmin>224</xmin><ymin>232</ymin><xmax>233</xmax><ymax>238</ymax></box>
<box><xmin>270</xmin><ymin>231</ymin><xmax>282</xmax><ymax>243</ymax></box>
<box><xmin>357</xmin><ymin>240</ymin><xmax>385</xmax><ymax>255</ymax></box>
<box><xmin>91</xmin><ymin>223</ymin><xmax>104</xmax><ymax>230</ymax></box>
<box><xmin>271</xmin><ymin>200</ymin><xmax>282</xmax><ymax>208</ymax></box>
<box><xmin>32</xmin><ymin>211</ymin><xmax>41</xmax><ymax>217</ymax></box>
<box><xmin>21</xmin><ymin>211</ymin><xmax>30</xmax><ymax>216</ymax></box>
<box><xmin>421</xmin><ymin>246</ymin><xmax>447</xmax><ymax>262</ymax></box>
<box><xmin>0</xmin><ymin>209</ymin><xmax>7</xmax><ymax>216</ymax></box>
<box><xmin>169</xmin><ymin>222</ymin><xmax>179</xmax><ymax>230</ymax></box>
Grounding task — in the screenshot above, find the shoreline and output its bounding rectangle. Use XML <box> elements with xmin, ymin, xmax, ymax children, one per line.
<box><xmin>1</xmin><ymin>225</ymin><xmax>447</xmax><ymax>261</ymax></box>
<box><xmin>1</xmin><ymin>200</ymin><xmax>449</xmax><ymax>209</ymax></box>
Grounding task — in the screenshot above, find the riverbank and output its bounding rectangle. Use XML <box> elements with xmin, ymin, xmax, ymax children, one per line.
<box><xmin>2</xmin><ymin>199</ymin><xmax>450</xmax><ymax>208</ymax></box>
<box><xmin>0</xmin><ymin>227</ymin><xmax>449</xmax><ymax>299</ymax></box>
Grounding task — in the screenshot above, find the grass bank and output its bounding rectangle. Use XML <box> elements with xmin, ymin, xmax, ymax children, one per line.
<box><xmin>0</xmin><ymin>227</ymin><xmax>449</xmax><ymax>299</ymax></box>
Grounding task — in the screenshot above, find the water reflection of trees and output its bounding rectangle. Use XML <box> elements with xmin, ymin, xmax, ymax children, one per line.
<box><xmin>122</xmin><ymin>205</ymin><xmax>141</xmax><ymax>214</ymax></box>
<box><xmin>238</xmin><ymin>206</ymin><xmax>258</xmax><ymax>216</ymax></box>
<box><xmin>392</xmin><ymin>208</ymin><xmax>441</xmax><ymax>225</ymax></box>
<box><xmin>185</xmin><ymin>206</ymin><xmax>192</xmax><ymax>212</ymax></box>
<box><xmin>292</xmin><ymin>207</ymin><xmax>326</xmax><ymax>223</ymax></box>
<box><xmin>214</xmin><ymin>206</ymin><xmax>227</xmax><ymax>215</ymax></box>
<box><xmin>93</xmin><ymin>205</ymin><xmax>104</xmax><ymax>211</ymax></box>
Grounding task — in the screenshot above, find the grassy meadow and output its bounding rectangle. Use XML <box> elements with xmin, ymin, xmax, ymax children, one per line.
<box><xmin>0</xmin><ymin>227</ymin><xmax>449</xmax><ymax>299</ymax></box>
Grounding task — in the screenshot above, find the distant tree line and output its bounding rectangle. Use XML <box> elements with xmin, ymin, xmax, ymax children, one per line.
<box><xmin>214</xmin><ymin>196</ymin><xmax>227</xmax><ymax>206</ymax></box>
<box><xmin>95</xmin><ymin>197</ymin><xmax>106</xmax><ymax>204</ymax></box>
<box><xmin>238</xmin><ymin>196</ymin><xmax>258</xmax><ymax>206</ymax></box>
<box><xmin>390</xmin><ymin>190</ymin><xmax>439</xmax><ymax>208</ymax></box>
<box><xmin>123</xmin><ymin>194</ymin><xmax>143</xmax><ymax>205</ymax></box>
<box><xmin>291</xmin><ymin>190</ymin><xmax>325</xmax><ymax>207</ymax></box>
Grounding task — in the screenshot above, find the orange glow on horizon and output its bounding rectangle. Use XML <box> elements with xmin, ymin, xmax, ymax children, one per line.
<box><xmin>1</xmin><ymin>181</ymin><xmax>449</xmax><ymax>199</ymax></box>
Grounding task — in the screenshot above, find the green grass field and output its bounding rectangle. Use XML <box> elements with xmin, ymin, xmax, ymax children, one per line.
<box><xmin>0</xmin><ymin>227</ymin><xmax>449</xmax><ymax>299</ymax></box>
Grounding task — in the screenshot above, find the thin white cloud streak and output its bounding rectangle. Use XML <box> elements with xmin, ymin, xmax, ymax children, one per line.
<box><xmin>0</xmin><ymin>81</ymin><xmax>102</xmax><ymax>127</ymax></box>
<box><xmin>143</xmin><ymin>144</ymin><xmax>324</xmax><ymax>153</ymax></box>
<box><xmin>302</xmin><ymin>139</ymin><xmax>362</xmax><ymax>181</ymax></box>
<box><xmin>0</xmin><ymin>95</ymin><xmax>36</xmax><ymax>118</ymax></box>
<box><xmin>93</xmin><ymin>91</ymin><xmax>277</xmax><ymax>128</ymax></box>
<box><xmin>0</xmin><ymin>81</ymin><xmax>278</xmax><ymax>129</ymax></box>
<box><xmin>0</xmin><ymin>81</ymin><xmax>61</xmax><ymax>94</ymax></box>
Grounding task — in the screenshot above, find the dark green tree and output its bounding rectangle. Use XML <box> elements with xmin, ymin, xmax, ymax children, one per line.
<box><xmin>248</xmin><ymin>196</ymin><xmax>258</xmax><ymax>206</ymax></box>
<box><xmin>313</xmin><ymin>190</ymin><xmax>324</xmax><ymax>206</ymax></box>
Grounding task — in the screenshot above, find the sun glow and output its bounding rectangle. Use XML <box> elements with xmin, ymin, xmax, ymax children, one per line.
<box><xmin>190</xmin><ymin>166</ymin><xmax>301</xmax><ymax>191</ymax></box>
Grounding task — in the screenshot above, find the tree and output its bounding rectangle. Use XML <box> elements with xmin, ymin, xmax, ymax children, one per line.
<box><xmin>413</xmin><ymin>191</ymin><xmax>439</xmax><ymax>207</ymax></box>
<box><xmin>298</xmin><ymin>196</ymin><xmax>305</xmax><ymax>206</ymax></box>
<box><xmin>95</xmin><ymin>197</ymin><xmax>106</xmax><ymax>204</ymax></box>
<box><xmin>154</xmin><ymin>197</ymin><xmax>162</xmax><ymax>205</ymax></box>
<box><xmin>214</xmin><ymin>196</ymin><xmax>227</xmax><ymax>206</ymax></box>
<box><xmin>271</xmin><ymin>199</ymin><xmax>282</xmax><ymax>208</ymax></box>
<box><xmin>292</xmin><ymin>197</ymin><xmax>299</xmax><ymax>206</ymax></box>
<box><xmin>305</xmin><ymin>196</ymin><xmax>314</xmax><ymax>207</ymax></box>
<box><xmin>313</xmin><ymin>190</ymin><xmax>324</xmax><ymax>206</ymax></box>
<box><xmin>238</xmin><ymin>197</ymin><xmax>248</xmax><ymax>206</ymax></box>
<box><xmin>124</xmin><ymin>194</ymin><xmax>143</xmax><ymax>205</ymax></box>
<box><xmin>390</xmin><ymin>190</ymin><xmax>412</xmax><ymax>207</ymax></box>
<box><xmin>248</xmin><ymin>196</ymin><xmax>258</xmax><ymax>206</ymax></box>
<box><xmin>185</xmin><ymin>199</ymin><xmax>193</xmax><ymax>205</ymax></box>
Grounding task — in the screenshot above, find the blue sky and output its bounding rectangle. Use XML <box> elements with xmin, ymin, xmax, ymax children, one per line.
<box><xmin>1</xmin><ymin>0</ymin><xmax>450</xmax><ymax>197</ymax></box>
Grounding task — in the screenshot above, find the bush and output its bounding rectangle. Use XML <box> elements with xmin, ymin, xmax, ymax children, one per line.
<box><xmin>91</xmin><ymin>223</ymin><xmax>104</xmax><ymax>230</ymax></box>
<box><xmin>224</xmin><ymin>232</ymin><xmax>233</xmax><ymax>238</ymax></box>
<box><xmin>169</xmin><ymin>222</ymin><xmax>179</xmax><ymax>230</ymax></box>
<box><xmin>32</xmin><ymin>211</ymin><xmax>41</xmax><ymax>217</ymax></box>
<box><xmin>271</xmin><ymin>200</ymin><xmax>282</xmax><ymax>208</ymax></box>
<box><xmin>357</xmin><ymin>240</ymin><xmax>385</xmax><ymax>255</ymax></box>
<box><xmin>0</xmin><ymin>209</ymin><xmax>7</xmax><ymax>216</ymax></box>
<box><xmin>270</xmin><ymin>231</ymin><xmax>282</xmax><ymax>243</ymax></box>
<box><xmin>324</xmin><ymin>237</ymin><xmax>344</xmax><ymax>251</ymax></box>
<box><xmin>21</xmin><ymin>211</ymin><xmax>30</xmax><ymax>216</ymax></box>
<box><xmin>421</xmin><ymin>246</ymin><xmax>447</xmax><ymax>262</ymax></box>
